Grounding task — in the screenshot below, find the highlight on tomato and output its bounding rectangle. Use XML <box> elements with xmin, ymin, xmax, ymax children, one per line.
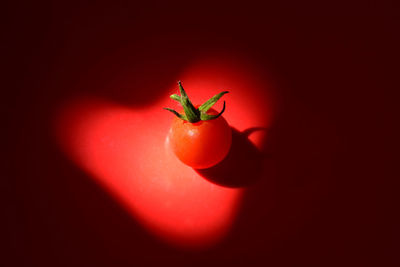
<box><xmin>164</xmin><ymin>81</ymin><xmax>232</xmax><ymax>169</ymax></box>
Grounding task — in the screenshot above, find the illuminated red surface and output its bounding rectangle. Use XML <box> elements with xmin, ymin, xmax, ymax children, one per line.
<box><xmin>55</xmin><ymin>57</ymin><xmax>275</xmax><ymax>247</ymax></box>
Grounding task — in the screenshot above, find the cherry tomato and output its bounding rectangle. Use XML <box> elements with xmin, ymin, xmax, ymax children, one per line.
<box><xmin>165</xmin><ymin>81</ymin><xmax>232</xmax><ymax>169</ymax></box>
<box><xmin>168</xmin><ymin>108</ymin><xmax>232</xmax><ymax>169</ymax></box>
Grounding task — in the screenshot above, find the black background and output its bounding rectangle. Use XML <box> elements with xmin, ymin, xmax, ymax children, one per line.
<box><xmin>5</xmin><ymin>1</ymin><xmax>399</xmax><ymax>266</ymax></box>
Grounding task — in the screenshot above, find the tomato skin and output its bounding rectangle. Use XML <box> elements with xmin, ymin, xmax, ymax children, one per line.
<box><xmin>168</xmin><ymin>109</ymin><xmax>232</xmax><ymax>169</ymax></box>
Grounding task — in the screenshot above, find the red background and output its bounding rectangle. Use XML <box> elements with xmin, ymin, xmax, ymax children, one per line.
<box><xmin>5</xmin><ymin>1</ymin><xmax>399</xmax><ymax>266</ymax></box>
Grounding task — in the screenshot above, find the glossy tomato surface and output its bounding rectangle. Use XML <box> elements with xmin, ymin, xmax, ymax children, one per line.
<box><xmin>168</xmin><ymin>109</ymin><xmax>232</xmax><ymax>169</ymax></box>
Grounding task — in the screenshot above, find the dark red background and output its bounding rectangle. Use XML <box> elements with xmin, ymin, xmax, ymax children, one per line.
<box><xmin>5</xmin><ymin>1</ymin><xmax>399</xmax><ymax>266</ymax></box>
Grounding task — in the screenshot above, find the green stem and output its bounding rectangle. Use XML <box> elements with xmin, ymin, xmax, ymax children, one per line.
<box><xmin>164</xmin><ymin>81</ymin><xmax>229</xmax><ymax>122</ymax></box>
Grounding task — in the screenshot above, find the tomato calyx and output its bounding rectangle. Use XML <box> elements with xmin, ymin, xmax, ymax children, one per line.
<box><xmin>164</xmin><ymin>81</ymin><xmax>229</xmax><ymax>123</ymax></box>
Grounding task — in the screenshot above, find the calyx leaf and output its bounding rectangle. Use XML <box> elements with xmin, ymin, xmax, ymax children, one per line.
<box><xmin>163</xmin><ymin>108</ymin><xmax>188</xmax><ymax>121</ymax></box>
<box><xmin>199</xmin><ymin>91</ymin><xmax>229</xmax><ymax>112</ymax></box>
<box><xmin>200</xmin><ymin>101</ymin><xmax>226</xmax><ymax>120</ymax></box>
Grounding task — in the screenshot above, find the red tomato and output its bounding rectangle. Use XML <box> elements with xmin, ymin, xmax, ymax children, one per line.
<box><xmin>165</xmin><ymin>81</ymin><xmax>232</xmax><ymax>169</ymax></box>
<box><xmin>168</xmin><ymin>108</ymin><xmax>232</xmax><ymax>169</ymax></box>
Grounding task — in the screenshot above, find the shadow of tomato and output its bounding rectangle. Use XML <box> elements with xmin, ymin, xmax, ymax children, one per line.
<box><xmin>196</xmin><ymin>127</ymin><xmax>268</xmax><ymax>187</ymax></box>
